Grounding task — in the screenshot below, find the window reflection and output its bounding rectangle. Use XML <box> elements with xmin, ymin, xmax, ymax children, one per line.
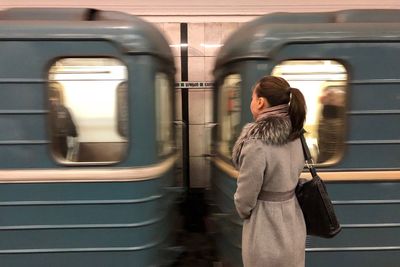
<box><xmin>218</xmin><ymin>74</ymin><xmax>241</xmax><ymax>157</ymax></box>
<box><xmin>272</xmin><ymin>60</ymin><xmax>347</xmax><ymax>164</ymax></box>
<box><xmin>48</xmin><ymin>58</ymin><xmax>128</xmax><ymax>164</ymax></box>
<box><xmin>155</xmin><ymin>73</ymin><xmax>174</xmax><ymax>156</ymax></box>
<box><xmin>116</xmin><ymin>82</ymin><xmax>128</xmax><ymax>138</ymax></box>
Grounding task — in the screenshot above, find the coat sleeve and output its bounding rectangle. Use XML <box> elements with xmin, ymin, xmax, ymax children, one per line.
<box><xmin>234</xmin><ymin>140</ymin><xmax>266</xmax><ymax>219</ymax></box>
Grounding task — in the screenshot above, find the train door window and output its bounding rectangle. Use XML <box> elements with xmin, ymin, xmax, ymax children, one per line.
<box><xmin>48</xmin><ymin>58</ymin><xmax>128</xmax><ymax>164</ymax></box>
<box><xmin>272</xmin><ymin>60</ymin><xmax>347</xmax><ymax>164</ymax></box>
<box><xmin>155</xmin><ymin>73</ymin><xmax>174</xmax><ymax>156</ymax></box>
<box><xmin>217</xmin><ymin>74</ymin><xmax>242</xmax><ymax>157</ymax></box>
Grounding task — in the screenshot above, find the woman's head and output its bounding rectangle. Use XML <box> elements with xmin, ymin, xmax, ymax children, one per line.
<box><xmin>252</xmin><ymin>75</ymin><xmax>307</xmax><ymax>139</ymax></box>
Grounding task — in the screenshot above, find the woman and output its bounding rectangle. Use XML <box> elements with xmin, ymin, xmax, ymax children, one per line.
<box><xmin>232</xmin><ymin>76</ymin><xmax>307</xmax><ymax>267</ymax></box>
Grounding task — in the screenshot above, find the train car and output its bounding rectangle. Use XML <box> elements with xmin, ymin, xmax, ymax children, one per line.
<box><xmin>211</xmin><ymin>9</ymin><xmax>400</xmax><ymax>267</ymax></box>
<box><xmin>0</xmin><ymin>8</ymin><xmax>180</xmax><ymax>267</ymax></box>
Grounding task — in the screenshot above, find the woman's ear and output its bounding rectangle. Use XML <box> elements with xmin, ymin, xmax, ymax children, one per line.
<box><xmin>258</xmin><ymin>97</ymin><xmax>269</xmax><ymax>109</ymax></box>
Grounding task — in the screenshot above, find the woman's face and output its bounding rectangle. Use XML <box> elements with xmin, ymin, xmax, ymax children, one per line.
<box><xmin>250</xmin><ymin>90</ymin><xmax>261</xmax><ymax>119</ymax></box>
<box><xmin>250</xmin><ymin>89</ymin><xmax>269</xmax><ymax>120</ymax></box>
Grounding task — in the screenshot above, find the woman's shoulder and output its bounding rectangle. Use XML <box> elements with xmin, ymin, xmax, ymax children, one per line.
<box><xmin>242</xmin><ymin>137</ymin><xmax>265</xmax><ymax>146</ymax></box>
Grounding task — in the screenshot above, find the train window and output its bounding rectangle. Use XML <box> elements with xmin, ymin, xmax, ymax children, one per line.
<box><xmin>272</xmin><ymin>60</ymin><xmax>347</xmax><ymax>164</ymax></box>
<box><xmin>155</xmin><ymin>73</ymin><xmax>174</xmax><ymax>156</ymax></box>
<box><xmin>48</xmin><ymin>58</ymin><xmax>128</xmax><ymax>164</ymax></box>
<box><xmin>217</xmin><ymin>74</ymin><xmax>242</xmax><ymax>157</ymax></box>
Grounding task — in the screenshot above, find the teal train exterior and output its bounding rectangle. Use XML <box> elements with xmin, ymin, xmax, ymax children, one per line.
<box><xmin>0</xmin><ymin>8</ymin><xmax>180</xmax><ymax>267</ymax></box>
<box><xmin>211</xmin><ymin>10</ymin><xmax>400</xmax><ymax>267</ymax></box>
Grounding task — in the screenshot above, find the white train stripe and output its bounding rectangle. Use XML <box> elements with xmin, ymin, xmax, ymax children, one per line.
<box><xmin>0</xmin><ymin>155</ymin><xmax>177</xmax><ymax>183</ymax></box>
<box><xmin>212</xmin><ymin>157</ymin><xmax>400</xmax><ymax>181</ymax></box>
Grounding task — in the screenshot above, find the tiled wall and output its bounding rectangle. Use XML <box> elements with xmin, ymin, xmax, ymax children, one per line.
<box><xmin>156</xmin><ymin>23</ymin><xmax>241</xmax><ymax>188</ymax></box>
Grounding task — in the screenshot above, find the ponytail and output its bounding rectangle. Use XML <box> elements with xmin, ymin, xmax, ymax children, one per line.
<box><xmin>288</xmin><ymin>88</ymin><xmax>306</xmax><ymax>140</ymax></box>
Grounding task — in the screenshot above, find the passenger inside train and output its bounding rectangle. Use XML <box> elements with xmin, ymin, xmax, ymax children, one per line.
<box><xmin>49</xmin><ymin>86</ymin><xmax>80</xmax><ymax>161</ymax></box>
<box><xmin>317</xmin><ymin>85</ymin><xmax>346</xmax><ymax>163</ymax></box>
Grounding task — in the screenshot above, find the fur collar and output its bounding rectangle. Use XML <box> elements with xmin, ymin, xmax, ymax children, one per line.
<box><xmin>232</xmin><ymin>116</ymin><xmax>291</xmax><ymax>167</ymax></box>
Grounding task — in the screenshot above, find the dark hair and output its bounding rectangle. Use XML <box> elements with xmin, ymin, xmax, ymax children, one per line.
<box><xmin>254</xmin><ymin>75</ymin><xmax>306</xmax><ymax>139</ymax></box>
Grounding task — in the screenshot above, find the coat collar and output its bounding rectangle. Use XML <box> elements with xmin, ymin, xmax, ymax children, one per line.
<box><xmin>232</xmin><ymin>116</ymin><xmax>291</xmax><ymax>167</ymax></box>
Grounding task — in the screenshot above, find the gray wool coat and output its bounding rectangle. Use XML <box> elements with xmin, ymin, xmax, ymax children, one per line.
<box><xmin>232</xmin><ymin>116</ymin><xmax>306</xmax><ymax>267</ymax></box>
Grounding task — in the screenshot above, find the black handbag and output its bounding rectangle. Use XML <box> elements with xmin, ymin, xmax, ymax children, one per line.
<box><xmin>295</xmin><ymin>133</ymin><xmax>342</xmax><ymax>238</ymax></box>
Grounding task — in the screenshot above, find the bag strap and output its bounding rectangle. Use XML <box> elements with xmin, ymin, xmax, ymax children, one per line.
<box><xmin>300</xmin><ymin>132</ymin><xmax>318</xmax><ymax>178</ymax></box>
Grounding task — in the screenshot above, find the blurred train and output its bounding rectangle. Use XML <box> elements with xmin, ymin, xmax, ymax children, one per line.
<box><xmin>211</xmin><ymin>9</ymin><xmax>400</xmax><ymax>267</ymax></box>
<box><xmin>0</xmin><ymin>8</ymin><xmax>181</xmax><ymax>267</ymax></box>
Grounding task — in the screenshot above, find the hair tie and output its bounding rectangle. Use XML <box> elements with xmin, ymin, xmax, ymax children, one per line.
<box><xmin>288</xmin><ymin>88</ymin><xmax>293</xmax><ymax>105</ymax></box>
